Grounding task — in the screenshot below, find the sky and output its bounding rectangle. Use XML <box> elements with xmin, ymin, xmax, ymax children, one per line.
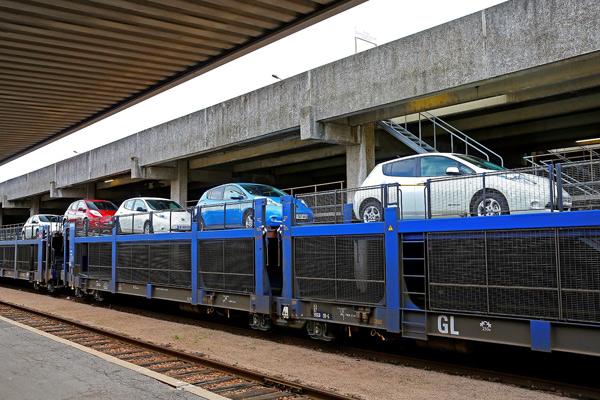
<box><xmin>0</xmin><ymin>0</ymin><xmax>507</xmax><ymax>182</ymax></box>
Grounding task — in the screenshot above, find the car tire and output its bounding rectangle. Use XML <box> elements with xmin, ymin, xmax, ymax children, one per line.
<box><xmin>360</xmin><ymin>200</ymin><xmax>383</xmax><ymax>223</ymax></box>
<box><xmin>471</xmin><ymin>191</ymin><xmax>509</xmax><ymax>216</ymax></box>
<box><xmin>35</xmin><ymin>229</ymin><xmax>38</xmax><ymax>238</ymax></box>
<box><xmin>143</xmin><ymin>221</ymin><xmax>151</xmax><ymax>234</ymax></box>
<box><xmin>199</xmin><ymin>217</ymin><xmax>206</xmax><ymax>231</ymax></box>
<box><xmin>243</xmin><ymin>210</ymin><xmax>254</xmax><ymax>228</ymax></box>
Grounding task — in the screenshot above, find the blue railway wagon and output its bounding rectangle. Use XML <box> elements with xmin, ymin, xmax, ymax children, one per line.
<box><xmin>1</xmin><ymin>198</ymin><xmax>599</xmax><ymax>356</ymax></box>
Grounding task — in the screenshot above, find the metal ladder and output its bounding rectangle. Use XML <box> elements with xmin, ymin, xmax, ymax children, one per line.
<box><xmin>400</xmin><ymin>233</ymin><xmax>427</xmax><ymax>340</ymax></box>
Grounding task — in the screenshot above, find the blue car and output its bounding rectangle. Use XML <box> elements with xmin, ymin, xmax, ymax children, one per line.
<box><xmin>197</xmin><ymin>183</ymin><xmax>313</xmax><ymax>229</ymax></box>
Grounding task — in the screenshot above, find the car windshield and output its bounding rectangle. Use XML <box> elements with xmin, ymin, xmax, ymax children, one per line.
<box><xmin>146</xmin><ymin>199</ymin><xmax>182</xmax><ymax>210</ymax></box>
<box><xmin>38</xmin><ymin>215</ymin><xmax>59</xmax><ymax>223</ymax></box>
<box><xmin>240</xmin><ymin>184</ymin><xmax>287</xmax><ymax>197</ymax></box>
<box><xmin>87</xmin><ymin>201</ymin><xmax>118</xmax><ymax>211</ymax></box>
<box><xmin>455</xmin><ymin>154</ymin><xmax>506</xmax><ymax>171</ymax></box>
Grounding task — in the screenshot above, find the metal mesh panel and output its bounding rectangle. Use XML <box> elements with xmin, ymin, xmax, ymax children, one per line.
<box><xmin>428</xmin><ymin>229</ymin><xmax>561</xmax><ymax>319</ymax></box>
<box><xmin>16</xmin><ymin>244</ymin><xmax>36</xmax><ymax>272</ymax></box>
<box><xmin>293</xmin><ymin>235</ymin><xmax>385</xmax><ymax>304</ymax></box>
<box><xmin>486</xmin><ymin>230</ymin><xmax>557</xmax><ymax>288</ymax></box>
<box><xmin>295</xmin><ymin>185</ymin><xmax>405</xmax><ymax>224</ymax></box>
<box><xmin>197</xmin><ymin>238</ymin><xmax>254</xmax><ymax>293</ymax></box>
<box><xmin>198</xmin><ymin>201</ymin><xmax>254</xmax><ymax>230</ymax></box>
<box><xmin>428</xmin><ymin>165</ymin><xmax>560</xmax><ymax>218</ymax></box>
<box><xmin>116</xmin><ymin>209</ymin><xmax>192</xmax><ymax>235</ymax></box>
<box><xmin>0</xmin><ymin>224</ymin><xmax>23</xmax><ymax>241</ymax></box>
<box><xmin>87</xmin><ymin>243</ymin><xmax>112</xmax><ymax>279</ymax></box>
<box><xmin>0</xmin><ymin>245</ymin><xmax>15</xmax><ymax>268</ymax></box>
<box><xmin>559</xmin><ymin>160</ymin><xmax>600</xmax><ymax>210</ymax></box>
<box><xmin>116</xmin><ymin>241</ymin><xmax>191</xmax><ymax>288</ymax></box>
<box><xmin>75</xmin><ymin>216</ymin><xmax>114</xmax><ymax>237</ymax></box>
<box><xmin>559</xmin><ymin>228</ymin><xmax>600</xmax><ymax>322</ymax></box>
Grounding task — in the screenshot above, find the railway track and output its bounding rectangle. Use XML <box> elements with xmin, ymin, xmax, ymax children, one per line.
<box><xmin>0</xmin><ymin>300</ymin><xmax>355</xmax><ymax>400</ymax></box>
<box><xmin>1</xmin><ymin>282</ymin><xmax>599</xmax><ymax>399</ymax></box>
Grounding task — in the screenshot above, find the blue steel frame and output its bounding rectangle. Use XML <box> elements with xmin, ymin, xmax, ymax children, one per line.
<box><xmin>63</xmin><ymin>199</ymin><xmax>271</xmax><ymax>314</ymax></box>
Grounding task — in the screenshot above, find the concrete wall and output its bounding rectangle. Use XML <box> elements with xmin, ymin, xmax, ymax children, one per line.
<box><xmin>1</xmin><ymin>0</ymin><xmax>599</xmax><ymax>203</ymax></box>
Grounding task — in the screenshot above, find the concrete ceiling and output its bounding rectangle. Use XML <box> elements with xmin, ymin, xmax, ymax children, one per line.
<box><xmin>0</xmin><ymin>0</ymin><xmax>365</xmax><ymax>166</ymax></box>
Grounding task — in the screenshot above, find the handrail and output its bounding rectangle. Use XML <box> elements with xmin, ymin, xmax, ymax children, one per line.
<box><xmin>420</xmin><ymin>111</ymin><xmax>504</xmax><ymax>166</ymax></box>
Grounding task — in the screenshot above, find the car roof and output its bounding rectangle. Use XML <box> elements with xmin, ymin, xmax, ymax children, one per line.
<box><xmin>378</xmin><ymin>153</ymin><xmax>464</xmax><ymax>166</ymax></box>
<box><xmin>123</xmin><ymin>197</ymin><xmax>174</xmax><ymax>201</ymax></box>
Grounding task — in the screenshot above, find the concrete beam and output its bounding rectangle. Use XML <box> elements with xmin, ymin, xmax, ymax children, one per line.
<box><xmin>233</xmin><ymin>145</ymin><xmax>347</xmax><ymax>172</ymax></box>
<box><xmin>188</xmin><ymin>170</ymin><xmax>233</xmax><ymax>182</ymax></box>
<box><xmin>2</xmin><ymin>195</ymin><xmax>31</xmax><ymax>209</ymax></box>
<box><xmin>276</xmin><ymin>156</ymin><xmax>345</xmax><ymax>175</ymax></box>
<box><xmin>189</xmin><ymin>136</ymin><xmax>312</xmax><ymax>169</ymax></box>
<box><xmin>49</xmin><ymin>181</ymin><xmax>86</xmax><ymax>199</ymax></box>
<box><xmin>301</xmin><ymin>106</ymin><xmax>357</xmax><ymax>144</ymax></box>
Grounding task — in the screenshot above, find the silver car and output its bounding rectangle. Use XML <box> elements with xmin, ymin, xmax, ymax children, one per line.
<box><xmin>21</xmin><ymin>214</ymin><xmax>61</xmax><ymax>239</ymax></box>
<box><xmin>115</xmin><ymin>197</ymin><xmax>191</xmax><ymax>234</ymax></box>
<box><xmin>354</xmin><ymin>153</ymin><xmax>572</xmax><ymax>221</ymax></box>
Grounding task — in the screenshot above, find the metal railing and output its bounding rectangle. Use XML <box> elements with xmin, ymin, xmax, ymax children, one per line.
<box><xmin>115</xmin><ymin>208</ymin><xmax>192</xmax><ymax>235</ymax></box>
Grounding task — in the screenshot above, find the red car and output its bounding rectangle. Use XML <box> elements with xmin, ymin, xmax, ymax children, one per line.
<box><xmin>63</xmin><ymin>199</ymin><xmax>118</xmax><ymax>229</ymax></box>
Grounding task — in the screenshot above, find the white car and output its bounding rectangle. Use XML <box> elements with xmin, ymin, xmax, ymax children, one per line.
<box><xmin>115</xmin><ymin>197</ymin><xmax>191</xmax><ymax>234</ymax></box>
<box><xmin>21</xmin><ymin>214</ymin><xmax>61</xmax><ymax>239</ymax></box>
<box><xmin>354</xmin><ymin>153</ymin><xmax>572</xmax><ymax>221</ymax></box>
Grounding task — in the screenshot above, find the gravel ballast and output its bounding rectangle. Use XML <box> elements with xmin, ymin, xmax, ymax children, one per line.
<box><xmin>0</xmin><ymin>287</ymin><xmax>562</xmax><ymax>399</ymax></box>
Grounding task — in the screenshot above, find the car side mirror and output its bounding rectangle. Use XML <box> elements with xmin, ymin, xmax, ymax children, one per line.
<box><xmin>136</xmin><ymin>207</ymin><xmax>147</xmax><ymax>212</ymax></box>
<box><xmin>446</xmin><ymin>167</ymin><xmax>461</xmax><ymax>176</ymax></box>
<box><xmin>231</xmin><ymin>195</ymin><xmax>244</xmax><ymax>200</ymax></box>
<box><xmin>78</xmin><ymin>207</ymin><xmax>85</xmax><ymax>211</ymax></box>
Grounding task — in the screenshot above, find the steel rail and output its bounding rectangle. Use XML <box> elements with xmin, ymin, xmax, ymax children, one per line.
<box><xmin>0</xmin><ymin>299</ymin><xmax>355</xmax><ymax>400</ymax></box>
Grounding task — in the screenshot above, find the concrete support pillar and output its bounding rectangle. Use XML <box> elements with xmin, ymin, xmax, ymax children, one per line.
<box><xmin>171</xmin><ymin>160</ymin><xmax>188</xmax><ymax>207</ymax></box>
<box><xmin>86</xmin><ymin>183</ymin><xmax>95</xmax><ymax>199</ymax></box>
<box><xmin>30</xmin><ymin>196</ymin><xmax>40</xmax><ymax>216</ymax></box>
<box><xmin>346</xmin><ymin>123</ymin><xmax>375</xmax><ymax>189</ymax></box>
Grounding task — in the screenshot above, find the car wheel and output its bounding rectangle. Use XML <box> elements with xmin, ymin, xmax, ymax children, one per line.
<box><xmin>243</xmin><ymin>210</ymin><xmax>254</xmax><ymax>228</ymax></box>
<box><xmin>471</xmin><ymin>191</ymin><xmax>509</xmax><ymax>216</ymax></box>
<box><xmin>361</xmin><ymin>200</ymin><xmax>382</xmax><ymax>222</ymax></box>
<box><xmin>20</xmin><ymin>231</ymin><xmax>26</xmax><ymax>240</ymax></box>
<box><xmin>143</xmin><ymin>221</ymin><xmax>151</xmax><ymax>234</ymax></box>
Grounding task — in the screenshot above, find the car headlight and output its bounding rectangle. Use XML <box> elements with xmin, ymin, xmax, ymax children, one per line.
<box><xmin>266</xmin><ymin>198</ymin><xmax>280</xmax><ymax>206</ymax></box>
<box><xmin>298</xmin><ymin>199</ymin><xmax>308</xmax><ymax>207</ymax></box>
<box><xmin>89</xmin><ymin>210</ymin><xmax>102</xmax><ymax>217</ymax></box>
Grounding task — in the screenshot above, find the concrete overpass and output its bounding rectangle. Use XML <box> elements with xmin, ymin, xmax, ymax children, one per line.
<box><xmin>1</xmin><ymin>0</ymin><xmax>599</xmax><ymax>223</ymax></box>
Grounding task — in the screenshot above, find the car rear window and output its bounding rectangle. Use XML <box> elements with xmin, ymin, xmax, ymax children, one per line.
<box><xmin>382</xmin><ymin>158</ymin><xmax>417</xmax><ymax>177</ymax></box>
<box><xmin>207</xmin><ymin>187</ymin><xmax>224</xmax><ymax>200</ymax></box>
<box><xmin>87</xmin><ymin>201</ymin><xmax>117</xmax><ymax>211</ymax></box>
<box><xmin>146</xmin><ymin>199</ymin><xmax>182</xmax><ymax>210</ymax></box>
<box><xmin>39</xmin><ymin>215</ymin><xmax>59</xmax><ymax>222</ymax></box>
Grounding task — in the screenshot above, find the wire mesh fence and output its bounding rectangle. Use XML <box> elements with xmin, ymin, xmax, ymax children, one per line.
<box><xmin>293</xmin><ymin>163</ymin><xmax>589</xmax><ymax>224</ymax></box>
<box><xmin>198</xmin><ymin>200</ymin><xmax>255</xmax><ymax>230</ymax></box>
<box><xmin>0</xmin><ymin>224</ymin><xmax>24</xmax><ymax>240</ymax></box>
<box><xmin>558</xmin><ymin>160</ymin><xmax>600</xmax><ymax>210</ymax></box>
<box><xmin>427</xmin><ymin>165</ymin><xmax>565</xmax><ymax>218</ymax></box>
<box><xmin>114</xmin><ymin>208</ymin><xmax>192</xmax><ymax>235</ymax></box>
<box><xmin>295</xmin><ymin>185</ymin><xmax>405</xmax><ymax>224</ymax></box>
